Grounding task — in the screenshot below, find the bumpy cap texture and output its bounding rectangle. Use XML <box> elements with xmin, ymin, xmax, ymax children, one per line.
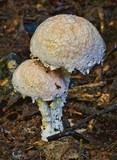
<box><xmin>12</xmin><ymin>59</ymin><xmax>67</xmax><ymax>102</ymax></box>
<box><xmin>30</xmin><ymin>14</ymin><xmax>106</xmax><ymax>74</ymax></box>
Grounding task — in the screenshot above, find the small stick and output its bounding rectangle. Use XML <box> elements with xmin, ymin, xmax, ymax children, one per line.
<box><xmin>47</xmin><ymin>103</ymin><xmax>117</xmax><ymax>141</ymax></box>
<box><xmin>106</xmin><ymin>44</ymin><xmax>117</xmax><ymax>57</ymax></box>
<box><xmin>69</xmin><ymin>81</ymin><xmax>105</xmax><ymax>87</ymax></box>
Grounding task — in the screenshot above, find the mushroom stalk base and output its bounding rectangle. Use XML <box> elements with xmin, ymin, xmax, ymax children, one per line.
<box><xmin>37</xmin><ymin>93</ymin><xmax>68</xmax><ymax>141</ymax></box>
<box><xmin>50</xmin><ymin>95</ymin><xmax>66</xmax><ymax>133</ymax></box>
<box><xmin>37</xmin><ymin>98</ymin><xmax>54</xmax><ymax>141</ymax></box>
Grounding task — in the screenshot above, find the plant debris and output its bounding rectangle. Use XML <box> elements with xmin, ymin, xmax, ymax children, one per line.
<box><xmin>0</xmin><ymin>0</ymin><xmax>117</xmax><ymax>159</ymax></box>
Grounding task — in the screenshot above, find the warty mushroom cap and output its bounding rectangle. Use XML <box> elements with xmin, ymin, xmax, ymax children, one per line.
<box><xmin>12</xmin><ymin>59</ymin><xmax>67</xmax><ymax>102</ymax></box>
<box><xmin>30</xmin><ymin>14</ymin><xmax>106</xmax><ymax>74</ymax></box>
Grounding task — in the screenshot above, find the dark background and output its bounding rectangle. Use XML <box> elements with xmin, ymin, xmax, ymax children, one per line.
<box><xmin>0</xmin><ymin>0</ymin><xmax>117</xmax><ymax>159</ymax></box>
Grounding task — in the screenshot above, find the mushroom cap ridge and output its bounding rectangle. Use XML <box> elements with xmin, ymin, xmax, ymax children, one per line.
<box><xmin>30</xmin><ymin>14</ymin><xmax>106</xmax><ymax>74</ymax></box>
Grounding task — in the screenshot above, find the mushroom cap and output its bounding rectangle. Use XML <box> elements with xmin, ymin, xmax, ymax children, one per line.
<box><xmin>12</xmin><ymin>59</ymin><xmax>67</xmax><ymax>102</ymax></box>
<box><xmin>30</xmin><ymin>14</ymin><xmax>106</xmax><ymax>74</ymax></box>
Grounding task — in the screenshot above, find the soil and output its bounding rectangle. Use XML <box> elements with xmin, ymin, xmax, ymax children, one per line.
<box><xmin>0</xmin><ymin>0</ymin><xmax>117</xmax><ymax>160</ymax></box>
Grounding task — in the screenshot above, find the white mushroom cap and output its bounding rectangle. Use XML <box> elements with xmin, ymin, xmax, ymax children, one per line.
<box><xmin>12</xmin><ymin>59</ymin><xmax>67</xmax><ymax>102</ymax></box>
<box><xmin>30</xmin><ymin>14</ymin><xmax>106</xmax><ymax>74</ymax></box>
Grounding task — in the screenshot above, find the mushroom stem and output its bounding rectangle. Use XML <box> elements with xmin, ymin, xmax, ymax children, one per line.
<box><xmin>48</xmin><ymin>68</ymin><xmax>70</xmax><ymax>133</ymax></box>
<box><xmin>50</xmin><ymin>94</ymin><xmax>67</xmax><ymax>133</ymax></box>
<box><xmin>59</xmin><ymin>68</ymin><xmax>71</xmax><ymax>87</ymax></box>
<box><xmin>37</xmin><ymin>98</ymin><xmax>54</xmax><ymax>141</ymax></box>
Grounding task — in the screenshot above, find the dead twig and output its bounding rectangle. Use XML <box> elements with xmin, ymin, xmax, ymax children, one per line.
<box><xmin>106</xmin><ymin>44</ymin><xmax>117</xmax><ymax>57</ymax></box>
<box><xmin>47</xmin><ymin>103</ymin><xmax>117</xmax><ymax>141</ymax></box>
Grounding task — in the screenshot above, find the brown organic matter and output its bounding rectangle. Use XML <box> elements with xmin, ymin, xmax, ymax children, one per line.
<box><xmin>0</xmin><ymin>0</ymin><xmax>117</xmax><ymax>159</ymax></box>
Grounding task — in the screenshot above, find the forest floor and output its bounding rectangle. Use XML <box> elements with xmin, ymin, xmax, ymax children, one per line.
<box><xmin>0</xmin><ymin>0</ymin><xmax>117</xmax><ymax>159</ymax></box>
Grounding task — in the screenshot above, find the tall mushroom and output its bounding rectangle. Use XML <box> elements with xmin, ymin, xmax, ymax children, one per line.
<box><xmin>12</xmin><ymin>59</ymin><xmax>68</xmax><ymax>141</ymax></box>
<box><xmin>30</xmin><ymin>14</ymin><xmax>106</xmax><ymax>139</ymax></box>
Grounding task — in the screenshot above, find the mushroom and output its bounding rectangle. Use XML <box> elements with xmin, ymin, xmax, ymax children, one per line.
<box><xmin>30</xmin><ymin>14</ymin><xmax>106</xmax><ymax>74</ymax></box>
<box><xmin>30</xmin><ymin>14</ymin><xmax>106</xmax><ymax>139</ymax></box>
<box><xmin>12</xmin><ymin>59</ymin><xmax>68</xmax><ymax>141</ymax></box>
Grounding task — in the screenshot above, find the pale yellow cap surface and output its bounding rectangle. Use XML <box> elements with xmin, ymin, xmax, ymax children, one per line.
<box><xmin>30</xmin><ymin>14</ymin><xmax>106</xmax><ymax>74</ymax></box>
<box><xmin>12</xmin><ymin>59</ymin><xmax>67</xmax><ymax>102</ymax></box>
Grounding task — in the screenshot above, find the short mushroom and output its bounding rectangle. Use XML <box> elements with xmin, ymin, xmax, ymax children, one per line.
<box><xmin>12</xmin><ymin>59</ymin><xmax>68</xmax><ymax>141</ymax></box>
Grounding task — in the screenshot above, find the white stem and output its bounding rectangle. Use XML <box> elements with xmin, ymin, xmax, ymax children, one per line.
<box><xmin>59</xmin><ymin>68</ymin><xmax>70</xmax><ymax>89</ymax></box>
<box><xmin>37</xmin><ymin>98</ymin><xmax>54</xmax><ymax>141</ymax></box>
<box><xmin>49</xmin><ymin>69</ymin><xmax>70</xmax><ymax>134</ymax></box>
<box><xmin>50</xmin><ymin>94</ymin><xmax>67</xmax><ymax>133</ymax></box>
